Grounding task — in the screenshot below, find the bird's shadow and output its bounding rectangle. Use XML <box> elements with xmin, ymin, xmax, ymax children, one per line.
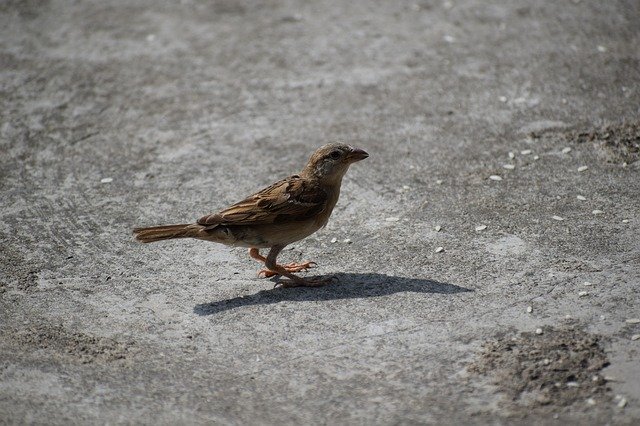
<box><xmin>193</xmin><ymin>272</ymin><xmax>473</xmax><ymax>316</ymax></box>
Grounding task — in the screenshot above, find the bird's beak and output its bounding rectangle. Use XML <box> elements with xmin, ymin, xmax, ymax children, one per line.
<box><xmin>347</xmin><ymin>147</ymin><xmax>369</xmax><ymax>162</ymax></box>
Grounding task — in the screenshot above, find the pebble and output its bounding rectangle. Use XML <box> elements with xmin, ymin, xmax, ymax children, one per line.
<box><xmin>475</xmin><ymin>225</ymin><xmax>487</xmax><ymax>231</ymax></box>
<box><xmin>508</xmin><ymin>152</ymin><xmax>515</xmax><ymax>159</ymax></box>
<box><xmin>435</xmin><ymin>246</ymin><xmax>444</xmax><ymax>253</ymax></box>
<box><xmin>535</xmin><ymin>328</ymin><xmax>543</xmax><ymax>335</ymax></box>
<box><xmin>578</xmin><ymin>166</ymin><xmax>589</xmax><ymax>172</ymax></box>
<box><xmin>527</xmin><ymin>306</ymin><xmax>533</xmax><ymax>313</ymax></box>
<box><xmin>489</xmin><ymin>175</ymin><xmax>502</xmax><ymax>181</ymax></box>
<box><xmin>562</xmin><ymin>147</ymin><xmax>572</xmax><ymax>154</ymax></box>
<box><xmin>503</xmin><ymin>164</ymin><xmax>515</xmax><ymax>170</ymax></box>
<box><xmin>625</xmin><ymin>318</ymin><xmax>640</xmax><ymax>324</ymax></box>
<box><xmin>578</xmin><ymin>291</ymin><xmax>589</xmax><ymax>297</ymax></box>
<box><xmin>592</xmin><ymin>210</ymin><xmax>604</xmax><ymax>215</ymax></box>
<box><xmin>533</xmin><ymin>155</ymin><xmax>539</xmax><ymax>160</ymax></box>
<box><xmin>521</xmin><ymin>149</ymin><xmax>532</xmax><ymax>155</ymax></box>
<box><xmin>597</xmin><ymin>45</ymin><xmax>607</xmax><ymax>53</ymax></box>
<box><xmin>617</xmin><ymin>397</ymin><xmax>627</xmax><ymax>408</ymax></box>
<box><xmin>330</xmin><ymin>237</ymin><xmax>337</xmax><ymax>243</ymax></box>
<box><xmin>343</xmin><ymin>238</ymin><xmax>352</xmax><ymax>244</ymax></box>
<box><xmin>567</xmin><ymin>381</ymin><xmax>579</xmax><ymax>387</ymax></box>
<box><xmin>499</xmin><ymin>96</ymin><xmax>508</xmax><ymax>103</ymax></box>
<box><xmin>552</xmin><ymin>215</ymin><xmax>565</xmax><ymax>221</ymax></box>
<box><xmin>100</xmin><ymin>178</ymin><xmax>113</xmax><ymax>183</ymax></box>
<box><xmin>435</xmin><ymin>225</ymin><xmax>442</xmax><ymax>232</ymax></box>
<box><xmin>583</xmin><ymin>281</ymin><xmax>593</xmax><ymax>286</ymax></box>
<box><xmin>385</xmin><ymin>217</ymin><xmax>400</xmax><ymax>222</ymax></box>
<box><xmin>577</xmin><ymin>195</ymin><xmax>587</xmax><ymax>201</ymax></box>
<box><xmin>436</xmin><ymin>179</ymin><xmax>443</xmax><ymax>185</ymax></box>
<box><xmin>632</xmin><ymin>334</ymin><xmax>640</xmax><ymax>341</ymax></box>
<box><xmin>622</xmin><ymin>219</ymin><xmax>629</xmax><ymax>223</ymax></box>
<box><xmin>443</xmin><ymin>35</ymin><xmax>456</xmax><ymax>43</ymax></box>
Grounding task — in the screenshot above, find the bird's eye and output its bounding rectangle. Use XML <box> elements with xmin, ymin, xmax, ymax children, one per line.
<box><xmin>330</xmin><ymin>150</ymin><xmax>341</xmax><ymax>159</ymax></box>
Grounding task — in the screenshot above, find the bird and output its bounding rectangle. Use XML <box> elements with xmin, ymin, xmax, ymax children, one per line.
<box><xmin>133</xmin><ymin>143</ymin><xmax>369</xmax><ymax>287</ymax></box>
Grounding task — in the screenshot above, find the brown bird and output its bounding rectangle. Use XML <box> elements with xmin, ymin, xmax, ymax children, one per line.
<box><xmin>133</xmin><ymin>143</ymin><xmax>368</xmax><ymax>287</ymax></box>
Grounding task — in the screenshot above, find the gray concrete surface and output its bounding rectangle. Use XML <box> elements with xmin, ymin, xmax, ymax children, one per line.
<box><xmin>1</xmin><ymin>0</ymin><xmax>639</xmax><ymax>424</ymax></box>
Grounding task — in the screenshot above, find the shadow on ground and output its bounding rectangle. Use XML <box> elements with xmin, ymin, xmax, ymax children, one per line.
<box><xmin>194</xmin><ymin>273</ymin><xmax>472</xmax><ymax>315</ymax></box>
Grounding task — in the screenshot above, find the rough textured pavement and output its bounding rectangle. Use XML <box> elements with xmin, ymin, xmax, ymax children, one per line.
<box><xmin>1</xmin><ymin>0</ymin><xmax>639</xmax><ymax>424</ymax></box>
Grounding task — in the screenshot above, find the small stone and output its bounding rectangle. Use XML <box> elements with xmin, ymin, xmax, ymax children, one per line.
<box><xmin>489</xmin><ymin>175</ymin><xmax>502</xmax><ymax>181</ymax></box>
<box><xmin>521</xmin><ymin>149</ymin><xmax>532</xmax><ymax>155</ymax></box>
<box><xmin>527</xmin><ymin>306</ymin><xmax>533</xmax><ymax>313</ymax></box>
<box><xmin>475</xmin><ymin>225</ymin><xmax>487</xmax><ymax>231</ymax></box>
<box><xmin>592</xmin><ymin>375</ymin><xmax>599</xmax><ymax>382</ymax></box>
<box><xmin>499</xmin><ymin>96</ymin><xmax>507</xmax><ymax>103</ymax></box>
<box><xmin>577</xmin><ymin>195</ymin><xmax>587</xmax><ymax>201</ymax></box>
<box><xmin>617</xmin><ymin>397</ymin><xmax>627</xmax><ymax>408</ymax></box>
<box><xmin>330</xmin><ymin>237</ymin><xmax>337</xmax><ymax>243</ymax></box>
<box><xmin>583</xmin><ymin>281</ymin><xmax>593</xmax><ymax>286</ymax></box>
<box><xmin>503</xmin><ymin>164</ymin><xmax>515</xmax><ymax>170</ymax></box>
<box><xmin>435</xmin><ymin>246</ymin><xmax>444</xmax><ymax>253</ymax></box>
<box><xmin>578</xmin><ymin>291</ymin><xmax>589</xmax><ymax>297</ymax></box>
<box><xmin>543</xmin><ymin>358</ymin><xmax>550</xmax><ymax>365</ymax></box>
<box><xmin>402</xmin><ymin>185</ymin><xmax>410</xmax><ymax>190</ymax></box>
<box><xmin>508</xmin><ymin>152</ymin><xmax>515</xmax><ymax>159</ymax></box>
<box><xmin>533</xmin><ymin>155</ymin><xmax>539</xmax><ymax>160</ymax></box>
<box><xmin>592</xmin><ymin>210</ymin><xmax>604</xmax><ymax>215</ymax></box>
<box><xmin>146</xmin><ymin>34</ymin><xmax>156</xmax><ymax>42</ymax></box>
<box><xmin>535</xmin><ymin>328</ymin><xmax>543</xmax><ymax>335</ymax></box>
<box><xmin>586</xmin><ymin>398</ymin><xmax>596</xmax><ymax>406</ymax></box>
<box><xmin>578</xmin><ymin>166</ymin><xmax>589</xmax><ymax>172</ymax></box>
<box><xmin>100</xmin><ymin>177</ymin><xmax>113</xmax><ymax>183</ymax></box>
<box><xmin>436</xmin><ymin>179</ymin><xmax>443</xmax><ymax>185</ymax></box>
<box><xmin>443</xmin><ymin>35</ymin><xmax>455</xmax><ymax>43</ymax></box>
<box><xmin>562</xmin><ymin>98</ymin><xmax>567</xmax><ymax>104</ymax></box>
<box><xmin>435</xmin><ymin>225</ymin><xmax>442</xmax><ymax>232</ymax></box>
<box><xmin>597</xmin><ymin>45</ymin><xmax>607</xmax><ymax>53</ymax></box>
<box><xmin>625</xmin><ymin>318</ymin><xmax>640</xmax><ymax>324</ymax></box>
<box><xmin>385</xmin><ymin>217</ymin><xmax>400</xmax><ymax>222</ymax></box>
<box><xmin>567</xmin><ymin>381</ymin><xmax>579</xmax><ymax>387</ymax></box>
<box><xmin>622</xmin><ymin>219</ymin><xmax>629</xmax><ymax>223</ymax></box>
<box><xmin>343</xmin><ymin>238</ymin><xmax>352</xmax><ymax>244</ymax></box>
<box><xmin>562</xmin><ymin>147</ymin><xmax>572</xmax><ymax>154</ymax></box>
<box><xmin>631</xmin><ymin>334</ymin><xmax>640</xmax><ymax>341</ymax></box>
<box><xmin>552</xmin><ymin>215</ymin><xmax>564</xmax><ymax>221</ymax></box>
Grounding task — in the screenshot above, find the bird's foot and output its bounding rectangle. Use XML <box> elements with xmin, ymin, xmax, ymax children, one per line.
<box><xmin>258</xmin><ymin>261</ymin><xmax>317</xmax><ymax>278</ymax></box>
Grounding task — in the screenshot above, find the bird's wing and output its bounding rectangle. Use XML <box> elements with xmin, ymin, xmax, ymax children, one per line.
<box><xmin>197</xmin><ymin>176</ymin><xmax>328</xmax><ymax>226</ymax></box>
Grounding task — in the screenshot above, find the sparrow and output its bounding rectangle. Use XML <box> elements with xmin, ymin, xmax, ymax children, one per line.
<box><xmin>133</xmin><ymin>143</ymin><xmax>369</xmax><ymax>287</ymax></box>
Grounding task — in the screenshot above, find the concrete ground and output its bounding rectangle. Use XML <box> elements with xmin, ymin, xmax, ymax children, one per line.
<box><xmin>1</xmin><ymin>0</ymin><xmax>639</xmax><ymax>424</ymax></box>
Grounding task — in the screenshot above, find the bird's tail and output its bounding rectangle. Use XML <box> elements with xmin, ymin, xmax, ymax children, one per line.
<box><xmin>133</xmin><ymin>224</ymin><xmax>198</xmax><ymax>243</ymax></box>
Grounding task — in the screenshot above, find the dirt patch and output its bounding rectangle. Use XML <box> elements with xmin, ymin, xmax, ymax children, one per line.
<box><xmin>469</xmin><ymin>327</ymin><xmax>611</xmax><ymax>410</ymax></box>
<box><xmin>566</xmin><ymin>120</ymin><xmax>640</xmax><ymax>164</ymax></box>
<box><xmin>9</xmin><ymin>323</ymin><xmax>133</xmax><ymax>364</ymax></box>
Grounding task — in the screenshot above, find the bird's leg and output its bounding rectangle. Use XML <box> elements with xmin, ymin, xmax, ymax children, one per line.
<box><xmin>259</xmin><ymin>245</ymin><xmax>329</xmax><ymax>288</ymax></box>
<box><xmin>249</xmin><ymin>247</ymin><xmax>317</xmax><ymax>278</ymax></box>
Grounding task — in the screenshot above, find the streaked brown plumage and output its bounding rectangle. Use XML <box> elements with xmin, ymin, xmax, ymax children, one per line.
<box><xmin>133</xmin><ymin>143</ymin><xmax>368</xmax><ymax>287</ymax></box>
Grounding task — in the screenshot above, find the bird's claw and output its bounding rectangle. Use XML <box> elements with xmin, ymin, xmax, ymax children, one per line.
<box><xmin>257</xmin><ymin>261</ymin><xmax>317</xmax><ymax>278</ymax></box>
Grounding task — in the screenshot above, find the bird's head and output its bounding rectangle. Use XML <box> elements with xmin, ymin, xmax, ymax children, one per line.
<box><xmin>301</xmin><ymin>143</ymin><xmax>369</xmax><ymax>184</ymax></box>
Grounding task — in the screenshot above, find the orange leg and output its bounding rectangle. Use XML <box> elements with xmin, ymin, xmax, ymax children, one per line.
<box><xmin>248</xmin><ymin>248</ymin><xmax>317</xmax><ymax>278</ymax></box>
<box><xmin>248</xmin><ymin>247</ymin><xmax>328</xmax><ymax>287</ymax></box>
